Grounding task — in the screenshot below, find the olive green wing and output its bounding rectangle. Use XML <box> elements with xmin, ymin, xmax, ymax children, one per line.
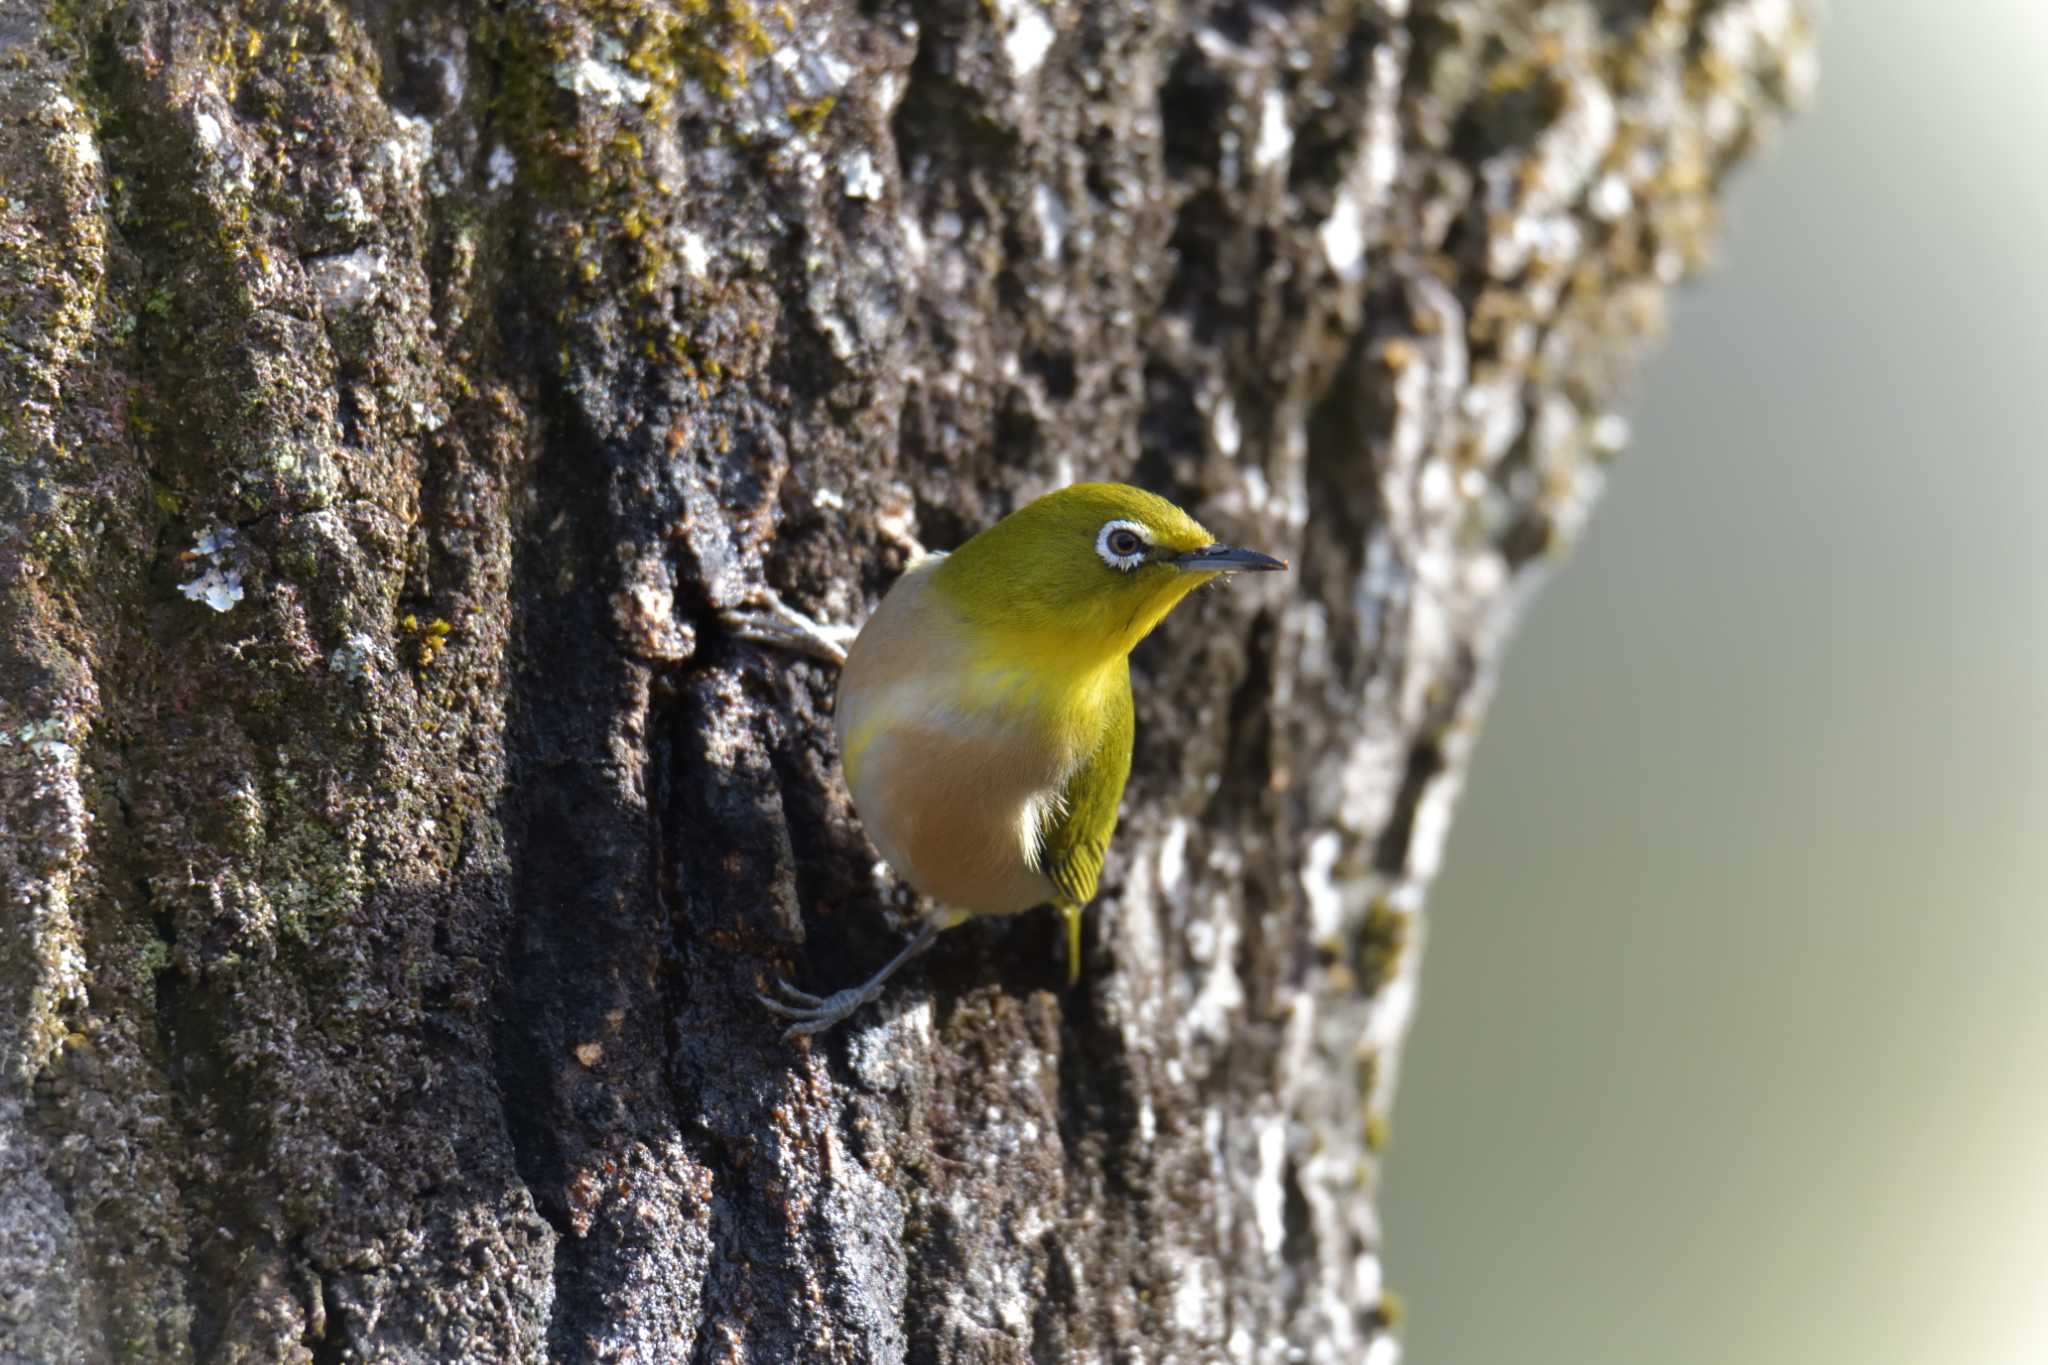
<box><xmin>1039</xmin><ymin>675</ymin><xmax>1134</xmax><ymax>981</ymax></box>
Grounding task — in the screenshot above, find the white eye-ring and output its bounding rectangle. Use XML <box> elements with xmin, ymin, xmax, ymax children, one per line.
<box><xmin>1096</xmin><ymin>519</ymin><xmax>1151</xmax><ymax>572</ymax></box>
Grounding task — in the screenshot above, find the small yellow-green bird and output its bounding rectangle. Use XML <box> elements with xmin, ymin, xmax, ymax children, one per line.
<box><xmin>758</xmin><ymin>482</ymin><xmax>1286</xmax><ymax>1036</ymax></box>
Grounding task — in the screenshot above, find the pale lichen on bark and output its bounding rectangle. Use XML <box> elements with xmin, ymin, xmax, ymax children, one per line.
<box><xmin>0</xmin><ymin>0</ymin><xmax>1809</xmax><ymax>1359</ymax></box>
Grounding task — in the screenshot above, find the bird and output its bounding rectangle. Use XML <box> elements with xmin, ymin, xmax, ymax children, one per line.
<box><xmin>753</xmin><ymin>482</ymin><xmax>1287</xmax><ymax>1037</ymax></box>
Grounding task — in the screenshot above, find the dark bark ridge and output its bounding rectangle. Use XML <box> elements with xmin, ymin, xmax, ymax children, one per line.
<box><xmin>0</xmin><ymin>0</ymin><xmax>1808</xmax><ymax>1360</ymax></box>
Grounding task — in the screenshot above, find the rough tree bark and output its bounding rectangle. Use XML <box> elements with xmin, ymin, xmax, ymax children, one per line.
<box><xmin>0</xmin><ymin>0</ymin><xmax>1809</xmax><ymax>1359</ymax></box>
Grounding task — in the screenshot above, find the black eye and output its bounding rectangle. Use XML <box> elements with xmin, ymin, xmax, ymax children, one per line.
<box><xmin>1096</xmin><ymin>519</ymin><xmax>1152</xmax><ymax>569</ymax></box>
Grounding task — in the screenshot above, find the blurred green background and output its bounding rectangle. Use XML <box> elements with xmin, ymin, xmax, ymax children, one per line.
<box><xmin>1380</xmin><ymin>5</ymin><xmax>2048</xmax><ymax>1364</ymax></box>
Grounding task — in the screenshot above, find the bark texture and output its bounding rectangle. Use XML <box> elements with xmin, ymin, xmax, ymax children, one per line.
<box><xmin>0</xmin><ymin>0</ymin><xmax>1809</xmax><ymax>1359</ymax></box>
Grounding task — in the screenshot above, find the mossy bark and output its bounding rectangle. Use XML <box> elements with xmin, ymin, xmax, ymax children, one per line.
<box><xmin>0</xmin><ymin>0</ymin><xmax>1809</xmax><ymax>1359</ymax></box>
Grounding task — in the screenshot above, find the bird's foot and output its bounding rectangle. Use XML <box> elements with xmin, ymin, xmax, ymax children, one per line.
<box><xmin>719</xmin><ymin>591</ymin><xmax>857</xmax><ymax>667</ymax></box>
<box><xmin>759</xmin><ymin>920</ymin><xmax>939</xmax><ymax>1042</ymax></box>
<box><xmin>757</xmin><ymin>977</ymin><xmax>878</xmax><ymax>1038</ymax></box>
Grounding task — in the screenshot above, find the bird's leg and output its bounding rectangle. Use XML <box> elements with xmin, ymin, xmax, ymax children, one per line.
<box><xmin>718</xmin><ymin>590</ymin><xmax>858</xmax><ymax>667</ymax></box>
<box><xmin>758</xmin><ymin>918</ymin><xmax>942</xmax><ymax>1038</ymax></box>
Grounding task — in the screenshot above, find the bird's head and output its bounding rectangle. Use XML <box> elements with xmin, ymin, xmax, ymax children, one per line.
<box><xmin>933</xmin><ymin>482</ymin><xmax>1287</xmax><ymax>668</ymax></box>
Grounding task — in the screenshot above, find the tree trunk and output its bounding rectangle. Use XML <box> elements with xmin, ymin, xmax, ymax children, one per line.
<box><xmin>0</xmin><ymin>0</ymin><xmax>1809</xmax><ymax>1359</ymax></box>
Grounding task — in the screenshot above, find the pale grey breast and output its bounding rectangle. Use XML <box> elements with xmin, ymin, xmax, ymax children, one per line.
<box><xmin>835</xmin><ymin>556</ymin><xmax>1062</xmax><ymax>917</ymax></box>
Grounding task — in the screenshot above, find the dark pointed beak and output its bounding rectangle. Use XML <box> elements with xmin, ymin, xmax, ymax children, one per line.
<box><xmin>1174</xmin><ymin>544</ymin><xmax>1289</xmax><ymax>573</ymax></box>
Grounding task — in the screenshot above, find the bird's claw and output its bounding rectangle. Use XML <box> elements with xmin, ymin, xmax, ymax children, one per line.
<box><xmin>758</xmin><ymin>976</ymin><xmax>824</xmax><ymax>1009</ymax></box>
<box><xmin>756</xmin><ymin>978</ymin><xmax>874</xmax><ymax>1038</ymax></box>
<box><xmin>720</xmin><ymin>593</ymin><xmax>856</xmax><ymax>667</ymax></box>
<box><xmin>756</xmin><ymin>920</ymin><xmax>940</xmax><ymax>1042</ymax></box>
